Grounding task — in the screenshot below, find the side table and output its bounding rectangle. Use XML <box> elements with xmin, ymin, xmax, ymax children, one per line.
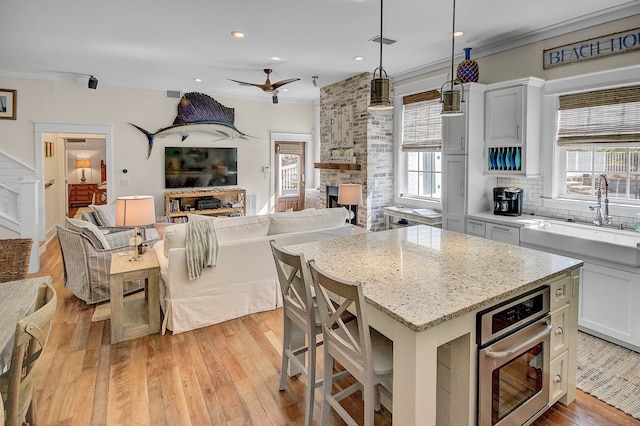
<box><xmin>109</xmin><ymin>249</ymin><xmax>160</xmax><ymax>344</ymax></box>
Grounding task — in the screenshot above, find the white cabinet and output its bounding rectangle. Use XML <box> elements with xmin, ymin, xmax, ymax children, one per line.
<box><xmin>485</xmin><ymin>223</ymin><xmax>520</xmax><ymax>246</ymax></box>
<box><xmin>579</xmin><ymin>262</ymin><xmax>640</xmax><ymax>349</ymax></box>
<box><xmin>442</xmin><ymin>155</ymin><xmax>466</xmax><ymax>233</ymax></box>
<box><xmin>464</xmin><ymin>217</ymin><xmax>521</xmax><ymax>245</ymax></box>
<box><xmin>548</xmin><ymin>270</ymin><xmax>579</xmax><ymax>406</ymax></box>
<box><xmin>465</xmin><ymin>218</ymin><xmax>485</xmax><ymax>237</ymax></box>
<box><xmin>549</xmin><ymin>351</ymin><xmax>569</xmax><ymax>405</ymax></box>
<box><xmin>484</xmin><ymin>77</ymin><xmax>544</xmax><ymax>178</ymax></box>
<box><xmin>442</xmin><ymin>106</ymin><xmax>467</xmax><ymax>155</ymax></box>
<box><xmin>485</xmin><ymin>87</ymin><xmax>523</xmax><ymax>145</ymax></box>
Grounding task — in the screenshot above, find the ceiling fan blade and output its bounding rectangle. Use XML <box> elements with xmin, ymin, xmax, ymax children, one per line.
<box><xmin>271</xmin><ymin>78</ymin><xmax>301</xmax><ymax>90</ymax></box>
<box><xmin>228</xmin><ymin>78</ymin><xmax>265</xmax><ymax>89</ymax></box>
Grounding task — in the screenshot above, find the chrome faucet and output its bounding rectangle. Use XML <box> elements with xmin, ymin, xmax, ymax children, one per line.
<box><xmin>589</xmin><ymin>174</ymin><xmax>613</xmax><ymax>226</ymax></box>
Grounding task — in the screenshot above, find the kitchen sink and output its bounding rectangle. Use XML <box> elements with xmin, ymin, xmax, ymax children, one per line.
<box><xmin>520</xmin><ymin>219</ymin><xmax>640</xmax><ymax>267</ymax></box>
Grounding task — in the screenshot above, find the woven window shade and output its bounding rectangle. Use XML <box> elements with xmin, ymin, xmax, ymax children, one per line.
<box><xmin>557</xmin><ymin>85</ymin><xmax>640</xmax><ymax>146</ymax></box>
<box><xmin>402</xmin><ymin>90</ymin><xmax>442</xmax><ymax>152</ymax></box>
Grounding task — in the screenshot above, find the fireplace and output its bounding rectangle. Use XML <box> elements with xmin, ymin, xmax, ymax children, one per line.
<box><xmin>326</xmin><ymin>185</ymin><xmax>358</xmax><ymax>225</ymax></box>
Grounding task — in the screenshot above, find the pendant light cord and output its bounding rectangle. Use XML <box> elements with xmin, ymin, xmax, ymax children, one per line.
<box><xmin>379</xmin><ymin>0</ymin><xmax>384</xmax><ymax>77</ymax></box>
<box><xmin>450</xmin><ymin>0</ymin><xmax>456</xmax><ymax>88</ymax></box>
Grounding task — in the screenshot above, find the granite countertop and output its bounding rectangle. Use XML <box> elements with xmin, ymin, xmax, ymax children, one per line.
<box><xmin>287</xmin><ymin>225</ymin><xmax>583</xmax><ymax>332</ymax></box>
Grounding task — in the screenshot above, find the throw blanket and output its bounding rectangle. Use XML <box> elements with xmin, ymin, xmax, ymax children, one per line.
<box><xmin>185</xmin><ymin>219</ymin><xmax>218</xmax><ymax>280</ymax></box>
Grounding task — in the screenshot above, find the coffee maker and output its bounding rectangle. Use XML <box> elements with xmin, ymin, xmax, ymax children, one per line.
<box><xmin>493</xmin><ymin>187</ymin><xmax>523</xmax><ymax>216</ymax></box>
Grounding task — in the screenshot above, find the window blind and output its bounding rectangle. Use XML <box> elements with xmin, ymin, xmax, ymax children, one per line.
<box><xmin>401</xmin><ymin>90</ymin><xmax>442</xmax><ymax>152</ymax></box>
<box><xmin>557</xmin><ymin>85</ymin><xmax>640</xmax><ymax>145</ymax></box>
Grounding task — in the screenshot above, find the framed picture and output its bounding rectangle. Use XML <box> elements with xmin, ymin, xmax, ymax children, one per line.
<box><xmin>0</xmin><ymin>89</ymin><xmax>17</xmax><ymax>120</ymax></box>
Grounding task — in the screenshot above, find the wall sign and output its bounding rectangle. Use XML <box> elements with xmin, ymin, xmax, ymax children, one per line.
<box><xmin>543</xmin><ymin>27</ymin><xmax>640</xmax><ymax>69</ymax></box>
<box><xmin>329</xmin><ymin>106</ymin><xmax>353</xmax><ymax>148</ymax></box>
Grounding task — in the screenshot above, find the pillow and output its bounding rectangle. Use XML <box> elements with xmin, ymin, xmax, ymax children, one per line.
<box><xmin>163</xmin><ymin>223</ymin><xmax>187</xmax><ymax>257</ymax></box>
<box><xmin>81</xmin><ymin>210</ymin><xmax>99</xmax><ymax>225</ymax></box>
<box><xmin>188</xmin><ymin>213</ymin><xmax>270</xmax><ymax>243</ymax></box>
<box><xmin>268</xmin><ymin>208</ymin><xmax>349</xmax><ymax>235</ymax></box>
<box><xmin>89</xmin><ymin>203</ymin><xmax>117</xmax><ymax>227</ymax></box>
<box><xmin>66</xmin><ymin>218</ymin><xmax>111</xmax><ymax>249</ymax></box>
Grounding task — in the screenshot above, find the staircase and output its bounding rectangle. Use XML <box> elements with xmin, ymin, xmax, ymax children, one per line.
<box><xmin>0</xmin><ymin>152</ymin><xmax>40</xmax><ymax>273</ymax></box>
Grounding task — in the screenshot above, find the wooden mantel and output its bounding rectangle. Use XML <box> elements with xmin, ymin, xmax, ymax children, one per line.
<box><xmin>314</xmin><ymin>162</ymin><xmax>361</xmax><ymax>171</ymax></box>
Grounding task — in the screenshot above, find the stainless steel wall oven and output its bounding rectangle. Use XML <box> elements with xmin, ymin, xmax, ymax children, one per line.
<box><xmin>477</xmin><ymin>286</ymin><xmax>551</xmax><ymax>426</ymax></box>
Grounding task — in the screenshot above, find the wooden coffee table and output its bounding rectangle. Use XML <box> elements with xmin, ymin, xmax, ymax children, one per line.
<box><xmin>109</xmin><ymin>250</ymin><xmax>160</xmax><ymax>344</ymax></box>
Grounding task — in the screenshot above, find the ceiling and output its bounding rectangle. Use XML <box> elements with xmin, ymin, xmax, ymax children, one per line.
<box><xmin>1</xmin><ymin>0</ymin><xmax>638</xmax><ymax>103</ymax></box>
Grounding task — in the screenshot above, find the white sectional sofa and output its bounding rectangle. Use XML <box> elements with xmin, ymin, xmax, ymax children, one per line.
<box><xmin>153</xmin><ymin>207</ymin><xmax>354</xmax><ymax>334</ymax></box>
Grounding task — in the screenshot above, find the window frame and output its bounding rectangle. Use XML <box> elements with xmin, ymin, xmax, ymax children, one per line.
<box><xmin>542</xmin><ymin>65</ymin><xmax>640</xmax><ymax>217</ymax></box>
<box><xmin>559</xmin><ymin>144</ymin><xmax>640</xmax><ymax>201</ymax></box>
<box><xmin>392</xmin><ymin>74</ymin><xmax>448</xmax><ymax>210</ymax></box>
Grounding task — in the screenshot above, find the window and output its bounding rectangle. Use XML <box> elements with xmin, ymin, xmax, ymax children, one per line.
<box><xmin>401</xmin><ymin>90</ymin><xmax>442</xmax><ymax>200</ymax></box>
<box><xmin>558</xmin><ymin>85</ymin><xmax>640</xmax><ymax>202</ymax></box>
<box><xmin>564</xmin><ymin>147</ymin><xmax>640</xmax><ymax>199</ymax></box>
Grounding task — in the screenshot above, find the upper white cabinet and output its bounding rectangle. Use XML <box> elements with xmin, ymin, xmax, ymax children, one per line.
<box><xmin>484</xmin><ymin>77</ymin><xmax>544</xmax><ymax>177</ymax></box>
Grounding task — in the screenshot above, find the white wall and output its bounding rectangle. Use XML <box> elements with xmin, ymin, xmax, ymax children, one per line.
<box><xmin>395</xmin><ymin>15</ymin><xmax>640</xmax><ymax>87</ymax></box>
<box><xmin>0</xmin><ymin>77</ymin><xmax>315</xmax><ymax>224</ymax></box>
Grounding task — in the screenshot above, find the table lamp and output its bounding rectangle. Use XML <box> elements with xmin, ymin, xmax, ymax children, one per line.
<box><xmin>75</xmin><ymin>159</ymin><xmax>91</xmax><ymax>183</ymax></box>
<box><xmin>338</xmin><ymin>184</ymin><xmax>362</xmax><ymax>225</ymax></box>
<box><xmin>115</xmin><ymin>195</ymin><xmax>155</xmax><ymax>260</ymax></box>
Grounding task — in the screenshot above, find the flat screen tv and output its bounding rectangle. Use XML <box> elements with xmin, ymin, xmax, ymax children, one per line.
<box><xmin>165</xmin><ymin>147</ymin><xmax>238</xmax><ymax>189</ymax></box>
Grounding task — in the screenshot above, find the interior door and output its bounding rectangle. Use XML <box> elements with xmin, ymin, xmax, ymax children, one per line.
<box><xmin>274</xmin><ymin>141</ymin><xmax>305</xmax><ymax>212</ymax></box>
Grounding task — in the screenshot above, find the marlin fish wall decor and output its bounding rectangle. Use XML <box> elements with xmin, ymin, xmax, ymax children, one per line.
<box><xmin>130</xmin><ymin>92</ymin><xmax>252</xmax><ymax>158</ymax></box>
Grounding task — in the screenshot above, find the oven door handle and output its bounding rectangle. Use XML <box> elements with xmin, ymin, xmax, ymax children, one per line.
<box><xmin>485</xmin><ymin>322</ymin><xmax>552</xmax><ymax>359</ymax></box>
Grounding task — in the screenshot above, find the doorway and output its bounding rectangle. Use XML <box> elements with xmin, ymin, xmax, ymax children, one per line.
<box><xmin>35</xmin><ymin>123</ymin><xmax>113</xmax><ymax>245</ymax></box>
<box><xmin>65</xmin><ymin>137</ymin><xmax>107</xmax><ymax>218</ymax></box>
<box><xmin>274</xmin><ymin>141</ymin><xmax>305</xmax><ymax>212</ymax></box>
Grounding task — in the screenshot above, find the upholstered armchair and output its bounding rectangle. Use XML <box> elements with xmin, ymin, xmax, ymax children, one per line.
<box><xmin>57</xmin><ymin>219</ymin><xmax>161</xmax><ymax>304</ymax></box>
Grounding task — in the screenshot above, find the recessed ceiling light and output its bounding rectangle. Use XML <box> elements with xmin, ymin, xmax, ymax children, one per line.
<box><xmin>454</xmin><ymin>31</ymin><xmax>464</xmax><ymax>37</ymax></box>
<box><xmin>193</xmin><ymin>78</ymin><xmax>203</xmax><ymax>82</ymax></box>
<box><xmin>231</xmin><ymin>31</ymin><xmax>245</xmax><ymax>38</ymax></box>
<box><xmin>282</xmin><ymin>88</ymin><xmax>288</xmax><ymax>92</ymax></box>
<box><xmin>271</xmin><ymin>56</ymin><xmax>281</xmax><ymax>61</ymax></box>
<box><xmin>353</xmin><ymin>56</ymin><xmax>364</xmax><ymax>61</ymax></box>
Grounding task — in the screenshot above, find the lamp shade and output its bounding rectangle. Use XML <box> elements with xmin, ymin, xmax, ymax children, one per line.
<box><xmin>338</xmin><ymin>184</ymin><xmax>363</xmax><ymax>206</ymax></box>
<box><xmin>115</xmin><ymin>196</ymin><xmax>156</xmax><ymax>227</ymax></box>
<box><xmin>75</xmin><ymin>159</ymin><xmax>91</xmax><ymax>169</ymax></box>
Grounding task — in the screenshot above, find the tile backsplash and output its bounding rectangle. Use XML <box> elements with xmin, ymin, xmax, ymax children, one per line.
<box><xmin>497</xmin><ymin>177</ymin><xmax>637</xmax><ymax>229</ymax></box>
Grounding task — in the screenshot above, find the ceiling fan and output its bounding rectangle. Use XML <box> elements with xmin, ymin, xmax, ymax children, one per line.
<box><xmin>229</xmin><ymin>69</ymin><xmax>300</xmax><ymax>103</ymax></box>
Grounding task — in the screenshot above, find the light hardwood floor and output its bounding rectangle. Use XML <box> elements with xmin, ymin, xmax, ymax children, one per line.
<box><xmin>29</xmin><ymin>238</ymin><xmax>640</xmax><ymax>425</ymax></box>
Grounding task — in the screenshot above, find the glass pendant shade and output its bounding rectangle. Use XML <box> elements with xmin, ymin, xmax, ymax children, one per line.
<box><xmin>369</xmin><ymin>76</ymin><xmax>393</xmax><ymax>110</ymax></box>
<box><xmin>441</xmin><ymin>86</ymin><xmax>464</xmax><ymax>116</ymax></box>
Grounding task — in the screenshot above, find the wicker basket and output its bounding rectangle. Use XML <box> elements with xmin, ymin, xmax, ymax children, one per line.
<box><xmin>0</xmin><ymin>238</ymin><xmax>33</xmax><ymax>283</ymax></box>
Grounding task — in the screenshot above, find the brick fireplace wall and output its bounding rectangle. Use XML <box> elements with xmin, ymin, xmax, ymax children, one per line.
<box><xmin>318</xmin><ymin>72</ymin><xmax>394</xmax><ymax>231</ymax></box>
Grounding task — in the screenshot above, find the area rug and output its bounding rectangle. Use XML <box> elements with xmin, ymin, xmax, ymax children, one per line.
<box><xmin>91</xmin><ymin>292</ymin><xmax>145</xmax><ymax>322</ymax></box>
<box><xmin>577</xmin><ymin>331</ymin><xmax>640</xmax><ymax>420</ymax></box>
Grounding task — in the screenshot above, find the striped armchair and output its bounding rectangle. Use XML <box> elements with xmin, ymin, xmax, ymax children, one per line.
<box><xmin>56</xmin><ymin>224</ymin><xmax>160</xmax><ymax>304</ymax></box>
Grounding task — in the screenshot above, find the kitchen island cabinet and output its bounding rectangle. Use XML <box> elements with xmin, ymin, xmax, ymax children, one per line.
<box><xmin>288</xmin><ymin>226</ymin><xmax>582</xmax><ymax>425</ymax></box>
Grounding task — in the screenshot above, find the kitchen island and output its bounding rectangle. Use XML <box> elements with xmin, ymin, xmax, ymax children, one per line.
<box><xmin>287</xmin><ymin>225</ymin><xmax>583</xmax><ymax>426</ymax></box>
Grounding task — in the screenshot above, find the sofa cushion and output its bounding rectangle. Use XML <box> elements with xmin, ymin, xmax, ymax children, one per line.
<box><xmin>66</xmin><ymin>218</ymin><xmax>111</xmax><ymax>249</ymax></box>
<box><xmin>90</xmin><ymin>203</ymin><xmax>116</xmax><ymax>226</ymax></box>
<box><xmin>188</xmin><ymin>213</ymin><xmax>270</xmax><ymax>243</ymax></box>
<box><xmin>268</xmin><ymin>207</ymin><xmax>349</xmax><ymax>235</ymax></box>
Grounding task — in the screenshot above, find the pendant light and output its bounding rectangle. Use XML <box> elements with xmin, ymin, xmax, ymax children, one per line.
<box><xmin>440</xmin><ymin>0</ymin><xmax>465</xmax><ymax>116</ymax></box>
<box><xmin>368</xmin><ymin>0</ymin><xmax>393</xmax><ymax>111</ymax></box>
